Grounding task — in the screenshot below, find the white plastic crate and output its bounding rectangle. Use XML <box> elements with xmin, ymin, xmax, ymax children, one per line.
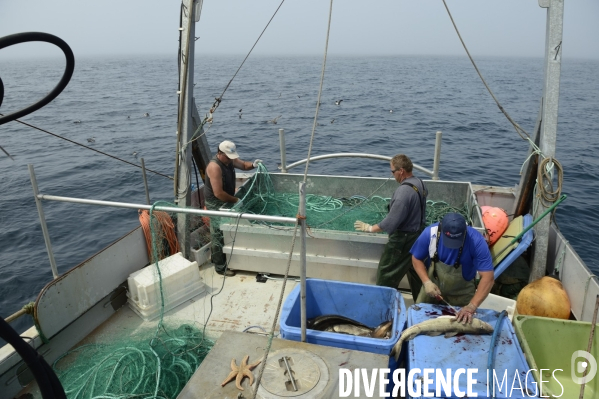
<box><xmin>127</xmin><ymin>252</ymin><xmax>205</xmax><ymax>321</ymax></box>
<box><xmin>191</xmin><ymin>242</ymin><xmax>211</xmax><ymax>266</ymax></box>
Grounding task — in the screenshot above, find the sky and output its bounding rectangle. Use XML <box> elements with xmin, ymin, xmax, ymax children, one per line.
<box><xmin>0</xmin><ymin>0</ymin><xmax>598</xmax><ymax>60</ymax></box>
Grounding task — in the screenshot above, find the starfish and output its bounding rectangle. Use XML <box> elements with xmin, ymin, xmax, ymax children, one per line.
<box><xmin>221</xmin><ymin>355</ymin><xmax>262</xmax><ymax>391</ymax></box>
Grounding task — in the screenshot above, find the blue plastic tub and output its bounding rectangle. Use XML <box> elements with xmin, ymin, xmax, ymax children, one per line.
<box><xmin>405</xmin><ymin>304</ymin><xmax>538</xmax><ymax>398</ymax></box>
<box><xmin>279</xmin><ymin>278</ymin><xmax>406</xmax><ymax>355</ymax></box>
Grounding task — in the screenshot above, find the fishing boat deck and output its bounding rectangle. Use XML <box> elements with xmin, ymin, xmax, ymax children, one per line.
<box><xmin>89</xmin><ymin>265</ymin><xmax>302</xmax><ymax>343</ymax></box>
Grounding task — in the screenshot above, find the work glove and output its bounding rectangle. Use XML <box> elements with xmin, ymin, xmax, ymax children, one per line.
<box><xmin>252</xmin><ymin>159</ymin><xmax>263</xmax><ymax>168</ymax></box>
<box><xmin>455</xmin><ymin>303</ymin><xmax>477</xmax><ymax>324</ymax></box>
<box><xmin>424</xmin><ymin>280</ymin><xmax>441</xmax><ymax>298</ymax></box>
<box><xmin>354</xmin><ymin>221</ymin><xmax>373</xmax><ymax>232</ymax></box>
<box><xmin>235</xmin><ymin>199</ymin><xmax>243</xmax><ymax>209</ymax></box>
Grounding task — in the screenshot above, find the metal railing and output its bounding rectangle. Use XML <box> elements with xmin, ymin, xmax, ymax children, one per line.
<box><xmin>10</xmin><ymin>165</ymin><xmax>305</xmax><ymax>329</ymax></box>
<box><xmin>278</xmin><ymin>129</ymin><xmax>442</xmax><ymax>180</ymax></box>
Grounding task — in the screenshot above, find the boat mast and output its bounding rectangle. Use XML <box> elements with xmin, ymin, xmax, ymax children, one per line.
<box><xmin>530</xmin><ymin>0</ymin><xmax>564</xmax><ymax>281</ymax></box>
<box><xmin>175</xmin><ymin>0</ymin><xmax>198</xmax><ymax>259</ymax></box>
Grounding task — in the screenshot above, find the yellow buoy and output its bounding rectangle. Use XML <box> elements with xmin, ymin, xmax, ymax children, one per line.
<box><xmin>516</xmin><ymin>276</ymin><xmax>571</xmax><ymax>319</ymax></box>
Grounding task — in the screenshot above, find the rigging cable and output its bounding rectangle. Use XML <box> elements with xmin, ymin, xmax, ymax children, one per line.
<box><xmin>441</xmin><ymin>0</ymin><xmax>564</xmax><ymax>221</ymax></box>
<box><xmin>441</xmin><ymin>0</ymin><xmax>531</xmax><ymax>142</ymax></box>
<box><xmin>302</xmin><ymin>1</ymin><xmax>334</xmax><ymax>183</ymax></box>
<box><xmin>215</xmin><ymin>0</ymin><xmax>287</xmax><ymax>107</ymax></box>
<box><xmin>185</xmin><ymin>0</ymin><xmax>288</xmax><ymax>145</ymax></box>
<box><xmin>252</xmin><ymin>2</ymin><xmax>335</xmax><ymax>398</ymax></box>
<box><xmin>0</xmin><ymin>116</ymin><xmax>173</xmax><ymax>180</ymax></box>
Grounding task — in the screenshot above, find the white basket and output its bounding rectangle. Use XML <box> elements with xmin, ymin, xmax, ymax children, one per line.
<box><xmin>191</xmin><ymin>242</ymin><xmax>211</xmax><ymax>266</ymax></box>
<box><xmin>127</xmin><ymin>252</ymin><xmax>205</xmax><ymax>321</ymax></box>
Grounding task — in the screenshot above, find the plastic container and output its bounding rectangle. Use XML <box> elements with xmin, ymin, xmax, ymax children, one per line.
<box><xmin>480</xmin><ymin>293</ymin><xmax>517</xmax><ymax>321</ymax></box>
<box><xmin>127</xmin><ymin>252</ymin><xmax>205</xmax><ymax>321</ymax></box>
<box><xmin>513</xmin><ymin>315</ymin><xmax>599</xmax><ymax>398</ymax></box>
<box><xmin>191</xmin><ymin>242</ymin><xmax>211</xmax><ymax>266</ymax></box>
<box><xmin>405</xmin><ymin>304</ymin><xmax>537</xmax><ymax>398</ymax></box>
<box><xmin>494</xmin><ymin>214</ymin><xmax>533</xmax><ymax>278</ymax></box>
<box><xmin>279</xmin><ymin>278</ymin><xmax>405</xmax><ymax>355</ymax></box>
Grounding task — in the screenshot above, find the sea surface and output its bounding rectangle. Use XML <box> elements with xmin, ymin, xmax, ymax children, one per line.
<box><xmin>1</xmin><ymin>54</ymin><xmax>598</xmax><ymax>336</ymax></box>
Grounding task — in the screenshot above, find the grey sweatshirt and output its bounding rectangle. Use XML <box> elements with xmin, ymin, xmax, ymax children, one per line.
<box><xmin>378</xmin><ymin>176</ymin><xmax>426</xmax><ymax>234</ymax></box>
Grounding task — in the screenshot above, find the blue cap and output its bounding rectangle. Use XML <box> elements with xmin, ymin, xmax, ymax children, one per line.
<box><xmin>440</xmin><ymin>213</ymin><xmax>467</xmax><ymax>249</ymax></box>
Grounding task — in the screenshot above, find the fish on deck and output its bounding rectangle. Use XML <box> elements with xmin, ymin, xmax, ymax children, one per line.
<box><xmin>307</xmin><ymin>315</ymin><xmax>393</xmax><ymax>339</ymax></box>
<box><xmin>391</xmin><ymin>315</ymin><xmax>493</xmax><ymax>361</ymax></box>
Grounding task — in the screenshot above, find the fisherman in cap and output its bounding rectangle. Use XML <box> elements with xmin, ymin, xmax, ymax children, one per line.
<box><xmin>410</xmin><ymin>213</ymin><xmax>495</xmax><ymax>323</ymax></box>
<box><xmin>204</xmin><ymin>140</ymin><xmax>263</xmax><ymax>276</ymax></box>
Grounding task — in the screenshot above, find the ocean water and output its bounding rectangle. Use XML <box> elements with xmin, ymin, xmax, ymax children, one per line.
<box><xmin>0</xmin><ymin>54</ymin><xmax>598</xmax><ymax>337</ymax></box>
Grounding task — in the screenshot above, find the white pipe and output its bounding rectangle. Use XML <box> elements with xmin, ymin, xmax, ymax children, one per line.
<box><xmin>279</xmin><ymin>128</ymin><xmax>287</xmax><ymax>173</ymax></box>
<box><xmin>285</xmin><ymin>153</ymin><xmax>435</xmax><ymax>177</ymax></box>
<box><xmin>28</xmin><ymin>165</ymin><xmax>59</xmax><ymax>279</ymax></box>
<box><xmin>433</xmin><ymin>131</ymin><xmax>442</xmax><ymax>180</ymax></box>
<box><xmin>140</xmin><ymin>157</ymin><xmax>151</xmax><ymax>205</ymax></box>
<box><xmin>299</xmin><ymin>182</ymin><xmax>307</xmax><ymax>342</ymax></box>
<box><xmin>36</xmin><ymin>194</ymin><xmax>297</xmax><ymax>224</ymax></box>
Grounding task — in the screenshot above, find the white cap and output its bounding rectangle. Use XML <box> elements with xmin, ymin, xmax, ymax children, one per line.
<box><xmin>218</xmin><ymin>140</ymin><xmax>240</xmax><ymax>159</ymax></box>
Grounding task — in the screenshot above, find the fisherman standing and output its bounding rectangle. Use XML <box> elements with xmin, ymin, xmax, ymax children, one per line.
<box><xmin>410</xmin><ymin>212</ymin><xmax>495</xmax><ymax>323</ymax></box>
<box><xmin>354</xmin><ymin>154</ymin><xmax>427</xmax><ymax>301</ymax></box>
<box><xmin>204</xmin><ymin>140</ymin><xmax>262</xmax><ymax>276</ymax></box>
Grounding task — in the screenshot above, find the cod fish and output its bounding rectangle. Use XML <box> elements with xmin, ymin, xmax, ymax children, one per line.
<box><xmin>308</xmin><ymin>315</ymin><xmax>393</xmax><ymax>339</ymax></box>
<box><xmin>391</xmin><ymin>316</ymin><xmax>494</xmax><ymax>361</ymax></box>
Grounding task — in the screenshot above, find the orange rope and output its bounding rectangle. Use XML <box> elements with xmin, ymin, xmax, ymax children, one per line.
<box><xmin>138</xmin><ymin>210</ymin><xmax>181</xmax><ymax>262</ymax></box>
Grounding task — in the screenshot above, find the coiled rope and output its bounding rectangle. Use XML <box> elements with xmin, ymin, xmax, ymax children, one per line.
<box><xmin>537</xmin><ymin>157</ymin><xmax>563</xmax><ymax>206</ymax></box>
<box><xmin>138</xmin><ymin>209</ymin><xmax>181</xmax><ymax>263</ymax></box>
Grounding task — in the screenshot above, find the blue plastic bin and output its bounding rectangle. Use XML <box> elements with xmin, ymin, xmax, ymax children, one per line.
<box><xmin>279</xmin><ymin>278</ymin><xmax>406</xmax><ymax>355</ymax></box>
<box><xmin>405</xmin><ymin>304</ymin><xmax>538</xmax><ymax>398</ymax></box>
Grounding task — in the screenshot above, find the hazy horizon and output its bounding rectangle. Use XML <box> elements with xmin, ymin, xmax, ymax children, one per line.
<box><xmin>1</xmin><ymin>0</ymin><xmax>598</xmax><ymax>61</ymax></box>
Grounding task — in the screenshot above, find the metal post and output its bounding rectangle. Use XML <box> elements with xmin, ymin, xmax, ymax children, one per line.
<box><xmin>140</xmin><ymin>157</ymin><xmax>151</xmax><ymax>205</ymax></box>
<box><xmin>531</xmin><ymin>0</ymin><xmax>564</xmax><ymax>282</ymax></box>
<box><xmin>175</xmin><ymin>0</ymin><xmax>196</xmax><ymax>259</ymax></box>
<box><xmin>432</xmin><ymin>130</ymin><xmax>442</xmax><ymax>180</ymax></box>
<box><xmin>279</xmin><ymin>128</ymin><xmax>287</xmax><ymax>173</ymax></box>
<box><xmin>35</xmin><ymin>193</ymin><xmax>297</xmax><ymax>223</ymax></box>
<box><xmin>299</xmin><ymin>182</ymin><xmax>307</xmax><ymax>342</ymax></box>
<box><xmin>28</xmin><ymin>165</ymin><xmax>59</xmax><ymax>279</ymax></box>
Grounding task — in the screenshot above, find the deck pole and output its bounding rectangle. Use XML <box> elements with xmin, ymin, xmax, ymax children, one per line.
<box><xmin>140</xmin><ymin>157</ymin><xmax>151</xmax><ymax>205</ymax></box>
<box><xmin>175</xmin><ymin>0</ymin><xmax>196</xmax><ymax>259</ymax></box>
<box><xmin>530</xmin><ymin>0</ymin><xmax>564</xmax><ymax>282</ymax></box>
<box><xmin>432</xmin><ymin>130</ymin><xmax>442</xmax><ymax>180</ymax></box>
<box><xmin>28</xmin><ymin>164</ymin><xmax>59</xmax><ymax>279</ymax></box>
<box><xmin>279</xmin><ymin>128</ymin><xmax>287</xmax><ymax>173</ymax></box>
<box><xmin>299</xmin><ymin>182</ymin><xmax>307</xmax><ymax>342</ymax></box>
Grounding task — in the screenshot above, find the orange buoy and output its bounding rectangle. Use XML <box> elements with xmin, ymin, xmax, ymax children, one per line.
<box><xmin>481</xmin><ymin>206</ymin><xmax>509</xmax><ymax>247</ymax></box>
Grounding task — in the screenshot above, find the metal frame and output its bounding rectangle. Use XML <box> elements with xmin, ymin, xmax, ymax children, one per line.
<box><xmin>278</xmin><ymin>129</ymin><xmax>443</xmax><ymax>180</ymax></box>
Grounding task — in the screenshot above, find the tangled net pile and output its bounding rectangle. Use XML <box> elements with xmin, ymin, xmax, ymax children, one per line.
<box><xmin>234</xmin><ymin>164</ymin><xmax>472</xmax><ymax>230</ymax></box>
<box><xmin>54</xmin><ymin>324</ymin><xmax>212</xmax><ymax>399</ymax></box>
<box><xmin>53</xmin><ymin>202</ymin><xmax>213</xmax><ymax>399</ymax></box>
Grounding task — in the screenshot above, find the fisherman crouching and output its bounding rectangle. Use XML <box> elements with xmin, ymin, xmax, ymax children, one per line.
<box><xmin>410</xmin><ymin>212</ymin><xmax>494</xmax><ymax>324</ymax></box>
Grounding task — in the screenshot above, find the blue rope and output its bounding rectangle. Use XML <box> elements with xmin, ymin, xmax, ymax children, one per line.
<box><xmin>487</xmin><ymin>310</ymin><xmax>508</xmax><ymax>399</ymax></box>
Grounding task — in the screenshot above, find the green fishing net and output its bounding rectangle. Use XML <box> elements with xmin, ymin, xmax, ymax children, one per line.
<box><xmin>53</xmin><ymin>202</ymin><xmax>214</xmax><ymax>399</ymax></box>
<box><xmin>53</xmin><ymin>324</ymin><xmax>212</xmax><ymax>399</ymax></box>
<box><xmin>234</xmin><ymin>164</ymin><xmax>471</xmax><ymax>230</ymax></box>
